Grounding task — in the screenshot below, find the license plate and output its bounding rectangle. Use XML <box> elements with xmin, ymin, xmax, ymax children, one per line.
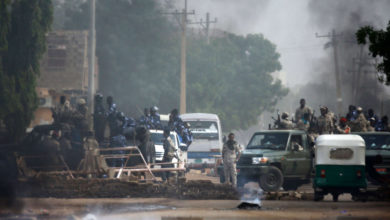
<box><xmin>195</xmin><ymin>159</ymin><xmax>202</xmax><ymax>163</ymax></box>
<box><xmin>376</xmin><ymin>168</ymin><xmax>387</xmax><ymax>174</ymax></box>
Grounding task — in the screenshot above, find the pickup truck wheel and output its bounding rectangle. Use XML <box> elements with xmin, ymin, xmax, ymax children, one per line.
<box><xmin>259</xmin><ymin>166</ymin><xmax>283</xmax><ymax>192</ymax></box>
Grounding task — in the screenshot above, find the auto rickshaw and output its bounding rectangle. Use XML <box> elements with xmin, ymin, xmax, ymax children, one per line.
<box><xmin>313</xmin><ymin>135</ymin><xmax>367</xmax><ymax>202</ymax></box>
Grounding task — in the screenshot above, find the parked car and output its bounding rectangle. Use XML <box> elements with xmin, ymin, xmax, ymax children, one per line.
<box><xmin>353</xmin><ymin>132</ymin><xmax>390</xmax><ymax>184</ymax></box>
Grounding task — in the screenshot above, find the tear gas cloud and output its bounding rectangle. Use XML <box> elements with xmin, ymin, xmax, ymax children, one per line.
<box><xmin>174</xmin><ymin>0</ymin><xmax>390</xmax><ymax>115</ymax></box>
<box><xmin>170</xmin><ymin>0</ymin><xmax>390</xmax><ymax>142</ymax></box>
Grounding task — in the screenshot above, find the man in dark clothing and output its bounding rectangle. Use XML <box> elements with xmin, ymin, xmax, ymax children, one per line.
<box><xmin>346</xmin><ymin>105</ymin><xmax>358</xmax><ymax>121</ymax></box>
<box><xmin>94</xmin><ymin>93</ymin><xmax>106</xmax><ymax>142</ymax></box>
<box><xmin>138</xmin><ymin>108</ymin><xmax>152</xmax><ymax>129</ymax></box>
<box><xmin>182</xmin><ymin>122</ymin><xmax>193</xmax><ymax>148</ymax></box>
<box><xmin>168</xmin><ymin>109</ymin><xmax>184</xmax><ymax>136</ymax></box>
<box><xmin>376</xmin><ymin>116</ymin><xmax>389</xmax><ymax>131</ymax></box>
<box><xmin>162</xmin><ymin>127</ymin><xmax>176</xmax><ymax>183</ymax></box>
<box><xmin>106</xmin><ymin>96</ymin><xmax>118</xmax><ymax>138</ymax></box>
<box><xmin>150</xmin><ymin>106</ymin><xmax>162</xmax><ymax>129</ymax></box>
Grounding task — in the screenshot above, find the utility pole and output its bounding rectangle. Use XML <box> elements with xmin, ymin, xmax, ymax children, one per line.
<box><xmin>200</xmin><ymin>12</ymin><xmax>217</xmax><ymax>44</ymax></box>
<box><xmin>164</xmin><ymin>0</ymin><xmax>194</xmax><ymax>114</ymax></box>
<box><xmin>180</xmin><ymin>5</ymin><xmax>187</xmax><ymax>115</ymax></box>
<box><xmin>316</xmin><ymin>29</ymin><xmax>342</xmax><ymax>114</ymax></box>
<box><xmin>88</xmin><ymin>0</ymin><xmax>96</xmax><ymax>126</ymax></box>
<box><xmin>354</xmin><ymin>46</ymin><xmax>364</xmax><ymax>104</ymax></box>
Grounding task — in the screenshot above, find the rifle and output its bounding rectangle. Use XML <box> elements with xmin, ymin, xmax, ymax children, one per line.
<box><xmin>270</xmin><ymin>109</ymin><xmax>281</xmax><ymax>129</ymax></box>
<box><xmin>310</xmin><ymin>110</ymin><xmax>316</xmax><ymax>124</ymax></box>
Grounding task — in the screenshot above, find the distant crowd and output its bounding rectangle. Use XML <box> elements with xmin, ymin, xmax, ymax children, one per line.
<box><xmin>93</xmin><ymin>94</ymin><xmax>192</xmax><ymax>146</ymax></box>
<box><xmin>274</xmin><ymin>98</ymin><xmax>389</xmax><ymax>136</ymax></box>
<box><xmin>52</xmin><ymin>93</ymin><xmax>193</xmax><ymax>146</ymax></box>
<box><xmin>49</xmin><ymin>93</ymin><xmax>193</xmax><ymax>168</ymax></box>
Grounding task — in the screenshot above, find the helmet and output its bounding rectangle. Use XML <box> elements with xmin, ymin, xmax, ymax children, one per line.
<box><xmin>117</xmin><ymin>111</ymin><xmax>125</xmax><ymax>121</ymax></box>
<box><xmin>77</xmin><ymin>98</ymin><xmax>86</xmax><ymax>105</ymax></box>
<box><xmin>95</xmin><ymin>93</ymin><xmax>103</xmax><ymax>102</ymax></box>
<box><xmin>281</xmin><ymin>112</ymin><xmax>289</xmax><ymax>119</ymax></box>
<box><xmin>356</xmin><ymin>107</ymin><xmax>363</xmax><ymax>112</ymax></box>
<box><xmin>184</xmin><ymin>122</ymin><xmax>191</xmax><ymax>128</ymax></box>
<box><xmin>151</xmin><ymin>106</ymin><xmax>159</xmax><ymax>113</ymax></box>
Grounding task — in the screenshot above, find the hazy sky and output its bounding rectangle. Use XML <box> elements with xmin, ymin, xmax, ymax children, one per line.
<box><xmin>172</xmin><ymin>0</ymin><xmax>390</xmax><ymax>87</ymax></box>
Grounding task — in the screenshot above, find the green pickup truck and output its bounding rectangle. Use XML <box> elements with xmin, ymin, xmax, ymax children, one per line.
<box><xmin>219</xmin><ymin>130</ymin><xmax>314</xmax><ymax>191</ymax></box>
<box><xmin>353</xmin><ymin>132</ymin><xmax>390</xmax><ymax>184</ymax></box>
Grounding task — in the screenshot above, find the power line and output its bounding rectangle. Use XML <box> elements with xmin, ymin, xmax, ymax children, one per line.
<box><xmin>316</xmin><ymin>29</ymin><xmax>343</xmax><ymax>114</ymax></box>
<box><xmin>199</xmin><ymin>12</ymin><xmax>217</xmax><ymax>44</ymax></box>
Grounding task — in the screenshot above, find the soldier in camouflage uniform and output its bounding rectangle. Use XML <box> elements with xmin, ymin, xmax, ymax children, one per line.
<box><xmin>278</xmin><ymin>112</ymin><xmax>294</xmax><ymax>129</ymax></box>
<box><xmin>317</xmin><ymin>106</ymin><xmax>333</xmax><ymax>134</ymax></box>
<box><xmin>222</xmin><ymin>133</ymin><xmax>241</xmax><ymax>187</ymax></box>
<box><xmin>295</xmin><ymin>98</ymin><xmax>312</xmax><ymax>122</ymax></box>
<box><xmin>74</xmin><ymin>98</ymin><xmax>90</xmax><ymax>138</ymax></box>
<box><xmin>162</xmin><ymin>128</ymin><xmax>176</xmax><ymax>182</ymax></box>
<box><xmin>350</xmin><ymin>107</ymin><xmax>368</xmax><ymax>132</ymax></box>
<box><xmin>52</xmin><ymin>96</ymin><xmax>73</xmax><ymax>126</ymax></box>
<box><xmin>295</xmin><ymin>112</ymin><xmax>310</xmax><ymax>132</ymax></box>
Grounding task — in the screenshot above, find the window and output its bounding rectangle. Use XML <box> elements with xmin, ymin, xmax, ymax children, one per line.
<box><xmin>290</xmin><ymin>135</ymin><xmax>303</xmax><ymax>151</ymax></box>
<box><xmin>246</xmin><ymin>133</ymin><xmax>289</xmax><ymax>151</ymax></box>
<box><xmin>187</xmin><ymin>121</ymin><xmax>219</xmax><ymax>140</ymax></box>
<box><xmin>329</xmin><ymin>148</ymin><xmax>353</xmax><ymax>160</ymax></box>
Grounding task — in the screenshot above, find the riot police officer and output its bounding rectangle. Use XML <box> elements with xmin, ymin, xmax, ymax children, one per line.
<box><xmin>106</xmin><ymin>96</ymin><xmax>118</xmax><ymax>138</ymax></box>
<box><xmin>94</xmin><ymin>93</ymin><xmax>106</xmax><ymax>142</ymax></box>
<box><xmin>138</xmin><ymin>108</ymin><xmax>152</xmax><ymax>129</ymax></box>
<box><xmin>182</xmin><ymin>122</ymin><xmax>193</xmax><ymax>148</ymax></box>
<box><xmin>150</xmin><ymin>106</ymin><xmax>162</xmax><ymax>129</ymax></box>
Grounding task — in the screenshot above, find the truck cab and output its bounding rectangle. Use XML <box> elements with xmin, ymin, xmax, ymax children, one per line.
<box><xmin>219</xmin><ymin>130</ymin><xmax>313</xmax><ymax>191</ymax></box>
<box><xmin>353</xmin><ymin>132</ymin><xmax>390</xmax><ymax>184</ymax></box>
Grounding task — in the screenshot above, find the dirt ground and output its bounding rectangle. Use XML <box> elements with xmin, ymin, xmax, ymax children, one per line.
<box><xmin>1</xmin><ymin>171</ymin><xmax>389</xmax><ymax>220</ymax></box>
<box><xmin>2</xmin><ymin>197</ymin><xmax>390</xmax><ymax>220</ymax></box>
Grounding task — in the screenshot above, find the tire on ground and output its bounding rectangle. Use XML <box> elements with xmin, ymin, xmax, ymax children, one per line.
<box><xmin>259</xmin><ymin>166</ymin><xmax>283</xmax><ymax>192</ymax></box>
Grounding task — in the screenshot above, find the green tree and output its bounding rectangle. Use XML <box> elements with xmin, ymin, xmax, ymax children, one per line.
<box><xmin>64</xmin><ymin>0</ymin><xmax>181</xmax><ymax>115</ymax></box>
<box><xmin>0</xmin><ymin>0</ymin><xmax>53</xmax><ymax>141</ymax></box>
<box><xmin>356</xmin><ymin>21</ymin><xmax>390</xmax><ymax>84</ymax></box>
<box><xmin>62</xmin><ymin>0</ymin><xmax>287</xmax><ymax>131</ymax></box>
<box><xmin>187</xmin><ymin>34</ymin><xmax>287</xmax><ymax>130</ymax></box>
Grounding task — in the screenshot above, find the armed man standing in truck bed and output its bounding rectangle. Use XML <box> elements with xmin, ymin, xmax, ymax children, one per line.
<box><xmin>222</xmin><ymin>133</ymin><xmax>241</xmax><ymax>187</ymax></box>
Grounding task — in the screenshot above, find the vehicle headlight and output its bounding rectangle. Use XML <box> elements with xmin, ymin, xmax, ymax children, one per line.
<box><xmin>252</xmin><ymin>157</ymin><xmax>268</xmax><ymax>164</ymax></box>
